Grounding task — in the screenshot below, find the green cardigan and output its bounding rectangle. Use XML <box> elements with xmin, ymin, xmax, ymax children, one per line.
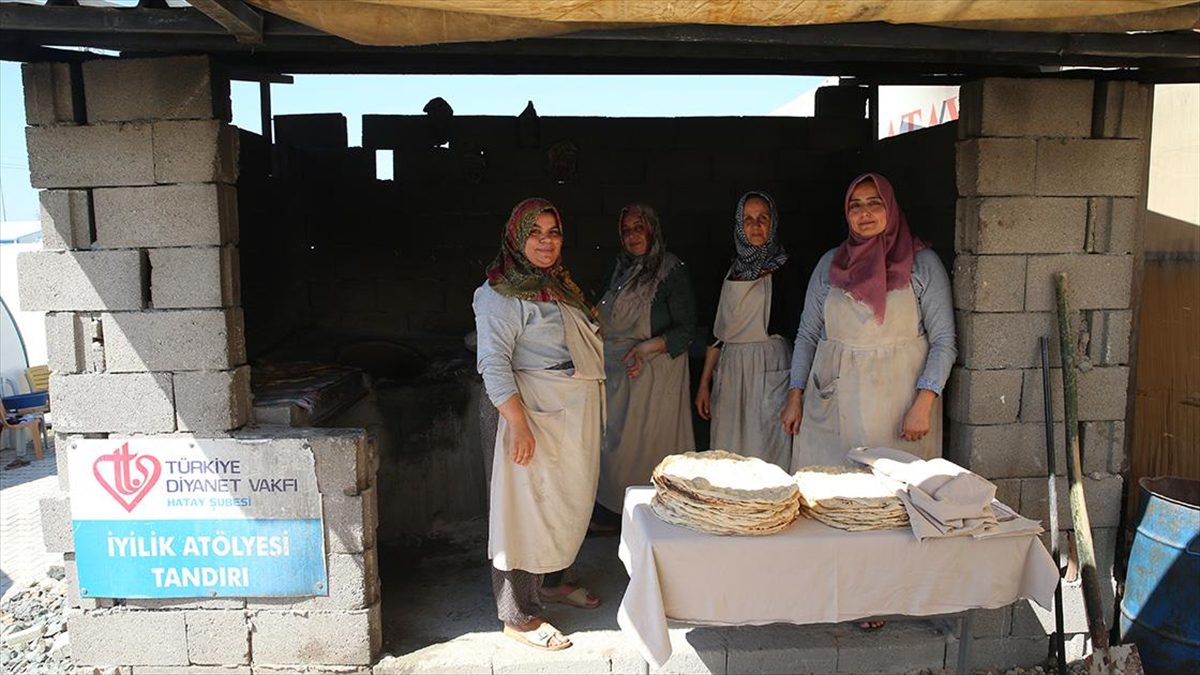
<box><xmin>648</xmin><ymin>262</ymin><xmax>697</xmax><ymax>357</ymax></box>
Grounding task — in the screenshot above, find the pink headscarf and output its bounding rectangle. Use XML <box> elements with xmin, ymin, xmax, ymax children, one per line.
<box><xmin>829</xmin><ymin>173</ymin><xmax>927</xmax><ymax>323</ymax></box>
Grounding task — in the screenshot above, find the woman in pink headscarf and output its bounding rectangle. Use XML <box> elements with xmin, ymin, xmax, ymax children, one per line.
<box><xmin>783</xmin><ymin>173</ymin><xmax>956</xmax><ymax>471</ymax></box>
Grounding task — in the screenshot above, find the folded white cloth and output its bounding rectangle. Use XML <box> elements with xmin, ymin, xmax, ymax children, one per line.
<box><xmin>847</xmin><ymin>446</ymin><xmax>1042</xmax><ymax>540</ymax></box>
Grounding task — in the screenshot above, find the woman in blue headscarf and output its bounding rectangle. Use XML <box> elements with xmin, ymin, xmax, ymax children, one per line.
<box><xmin>694</xmin><ymin>191</ymin><xmax>800</xmax><ymax>470</ymax></box>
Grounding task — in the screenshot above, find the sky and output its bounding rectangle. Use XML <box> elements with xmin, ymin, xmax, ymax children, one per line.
<box><xmin>0</xmin><ymin>60</ymin><xmax>821</xmax><ymax>222</ymax></box>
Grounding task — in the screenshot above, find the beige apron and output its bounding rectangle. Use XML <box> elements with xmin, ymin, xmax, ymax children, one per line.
<box><xmin>710</xmin><ymin>272</ymin><xmax>793</xmax><ymax>471</ymax></box>
<box><xmin>596</xmin><ymin>261</ymin><xmax>695</xmax><ymax>513</ymax></box>
<box><xmin>489</xmin><ymin>303</ymin><xmax>605</xmax><ymax>574</ymax></box>
<box><xmin>791</xmin><ymin>287</ymin><xmax>943</xmax><ymax>471</ymax></box>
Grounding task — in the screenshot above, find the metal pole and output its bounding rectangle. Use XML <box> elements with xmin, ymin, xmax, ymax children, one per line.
<box><xmin>956</xmin><ymin>610</ymin><xmax>975</xmax><ymax>675</ymax></box>
<box><xmin>1041</xmin><ymin>336</ymin><xmax>1068</xmax><ymax>674</ymax></box>
<box><xmin>259</xmin><ymin>80</ymin><xmax>274</xmax><ymax>175</ymax></box>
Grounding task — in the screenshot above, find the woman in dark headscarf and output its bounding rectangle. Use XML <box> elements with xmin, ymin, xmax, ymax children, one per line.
<box><xmin>695</xmin><ymin>191</ymin><xmax>801</xmax><ymax>471</ymax></box>
<box><xmin>785</xmin><ymin>173</ymin><xmax>956</xmax><ymax>471</ymax></box>
<box><xmin>472</xmin><ymin>198</ymin><xmax>605</xmax><ymax>651</ymax></box>
<box><xmin>593</xmin><ymin>203</ymin><xmax>696</xmax><ymax>527</ymax></box>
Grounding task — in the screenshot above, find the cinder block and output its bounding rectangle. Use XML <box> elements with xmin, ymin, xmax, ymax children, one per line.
<box><xmin>1035</xmin><ymin>139</ymin><xmax>1145</xmax><ymax>196</ymax></box>
<box><xmin>229</xmin><ymin>428</ymin><xmax>373</xmax><ymax>496</ymax></box>
<box><xmin>946</xmin><ymin>367</ymin><xmax>1023</xmax><ymax>424</ymax></box>
<box><xmin>323</xmin><ymin>490</ymin><xmax>373</xmax><ymax>554</ymax></box>
<box><xmin>102</xmin><ymin>309</ymin><xmax>246</xmax><ymax>373</ymax></box>
<box><xmin>651</xmin><ymin>626</ymin><xmax>727</xmax><ymax>674</ymax></box>
<box><xmin>149</xmin><ymin>246</ymin><xmax>240</xmax><ymax>309</ymax></box>
<box><xmin>251</xmin><ymin>666</ymin><xmax>370</xmax><ymax>675</ymax></box>
<box><xmin>1097</xmin><ymin>81</ymin><xmax>1150</xmax><ymax>139</ymax></box>
<box><xmin>964</xmin><ymin>606</ymin><xmax>1012</xmax><ymax>638</ymax></box>
<box><xmin>248</xmin><ymin>551</ymin><xmax>377</xmax><ymax>611</ymax></box>
<box><xmin>1086</xmin><ymin>309</ymin><xmax>1132</xmax><ymax>365</ymax></box>
<box><xmin>39</xmin><ymin>190</ymin><xmax>93</xmax><ymax>250</ymax></box>
<box><xmin>125</xmin><ymin>598</ymin><xmax>245</xmax><ymax>610</ymax></box>
<box><xmin>945</xmin><ymin>635</ymin><xmax>1049</xmax><ymax>672</ymax></box>
<box><xmin>153</xmin><ymin>120</ymin><xmax>239</xmax><ymax>184</ymax></box>
<box><xmin>64</xmin><ymin>555</ymin><xmax>114</xmax><ymax>610</ymax></box>
<box><xmin>50</xmin><ymin>372</ymin><xmax>175</xmax><ymax>433</ymax></box>
<box><xmin>45</xmin><ymin>312</ymin><xmax>84</xmax><ymax>374</ymax></box>
<box><xmin>249</xmin><ymin>604</ymin><xmax>379</xmax><ymax>665</ymax></box>
<box><xmin>26</xmin><ymin>123</ymin><xmax>154</xmax><ymax>188</ymax></box>
<box><xmin>956</xmin><ymin>311</ymin><xmax>1056</xmax><ymax>370</ymax></box>
<box><xmin>83</xmin><ymin>55</ymin><xmax>226</xmax><ymax>123</ymax></box>
<box><xmin>724</xmin><ymin>624</ymin><xmax>837</xmax><ymax>674</ymax></box>
<box><xmin>1013</xmin><ymin>528</ymin><xmax>1118</xmax><ymax>635</ymax></box>
<box><xmin>1024</xmin><ymin>254</ymin><xmax>1133</xmax><ymax>311</ymax></box>
<box><xmin>1082</xmin><ymin>421</ymin><xmax>1127</xmax><ymax>474</ymax></box>
<box><xmin>22</xmin><ymin>62</ymin><xmax>82</xmax><ymax>126</ymax></box>
<box><xmin>834</xmin><ymin>620</ymin><xmax>947</xmax><ymax>673</ymax></box>
<box><xmin>1086</xmin><ymin>197</ymin><xmax>1137</xmax><ymax>254</ymax></box>
<box><xmin>67</xmin><ymin>608</ymin><xmax>189</xmax><ymax>666</ymax></box>
<box><xmin>947</xmin><ymin>422</ymin><xmax>1066</xmax><ymax>479</ymax></box>
<box><xmin>952</xmin><ymin>255</ymin><xmax>1026</xmax><ymax>312</ymax></box>
<box><xmin>18</xmin><ymin>249</ymin><xmax>147</xmax><ymax>312</ymax></box>
<box><xmin>957</xmin><ymin>197</ymin><xmax>1087</xmax><ymax>254</ymax></box>
<box><xmin>93</xmin><ymin>184</ymin><xmax>238</xmax><ymax>248</ymax></box>
<box><xmin>1021</xmin><ymin>476</ymin><xmax>1124</xmax><ymax>528</ymax></box>
<box><xmin>184</xmin><ymin>609</ymin><xmax>249</xmax><ymax>665</ymax></box>
<box><xmin>39</xmin><ymin>495</ymin><xmax>72</xmax><ymax>554</ymax></box>
<box><xmin>956</xmin><ymin>138</ymin><xmax>1036</xmax><ymax>196</ymax></box>
<box><xmin>992</xmin><ymin>478</ymin><xmax>1022</xmax><ymax>512</ymax></box>
<box><xmin>137</xmin><ymin>662</ymin><xmax>252</xmax><ymax>667</ymax></box>
<box><xmin>958</xmin><ymin>78</ymin><xmax>1094</xmax><ymax>139</ymax></box>
<box><xmin>1019</xmin><ymin>366</ymin><xmax>1129</xmax><ymax>422</ymax></box>
<box><xmin>175</xmin><ymin>365</ymin><xmax>251</xmax><ymax>432</ymax></box>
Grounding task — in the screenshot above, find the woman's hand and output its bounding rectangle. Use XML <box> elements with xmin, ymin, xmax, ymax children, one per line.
<box><xmin>508</xmin><ymin>421</ymin><xmax>536</xmax><ymax>466</ymax></box>
<box><xmin>781</xmin><ymin>388</ymin><xmax>804</xmax><ymax>435</ymax></box>
<box><xmin>695</xmin><ymin>380</ymin><xmax>712</xmax><ymax>420</ymax></box>
<box><xmin>900</xmin><ymin>390</ymin><xmax>937</xmax><ymax>442</ymax></box>
<box><xmin>623</xmin><ymin>337</ymin><xmax>665</xmax><ymax>379</ymax></box>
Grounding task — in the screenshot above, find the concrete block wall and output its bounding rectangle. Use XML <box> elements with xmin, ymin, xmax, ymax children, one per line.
<box><xmin>20</xmin><ymin>56</ymin><xmax>380</xmax><ymax>672</ymax></box>
<box><xmin>240</xmin><ymin>110</ymin><xmax>869</xmax><ymax>357</ymax></box>
<box><xmin>949</xmin><ymin>77</ymin><xmax>1150</xmax><ymax>661</ymax></box>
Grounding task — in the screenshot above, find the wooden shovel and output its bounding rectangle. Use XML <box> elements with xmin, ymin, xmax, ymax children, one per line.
<box><xmin>1054</xmin><ymin>273</ymin><xmax>1143</xmax><ymax>675</ymax></box>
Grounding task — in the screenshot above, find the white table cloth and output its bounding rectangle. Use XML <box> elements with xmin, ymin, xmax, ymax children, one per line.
<box><xmin>617</xmin><ymin>487</ymin><xmax>1059</xmax><ymax>668</ymax></box>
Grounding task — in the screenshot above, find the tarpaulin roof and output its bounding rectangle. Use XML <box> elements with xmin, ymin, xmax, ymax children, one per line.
<box><xmin>247</xmin><ymin>0</ymin><xmax>1200</xmax><ymax>46</ymax></box>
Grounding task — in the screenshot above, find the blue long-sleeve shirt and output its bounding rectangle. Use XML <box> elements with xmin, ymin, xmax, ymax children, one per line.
<box><xmin>789</xmin><ymin>248</ymin><xmax>957</xmax><ymax>395</ymax></box>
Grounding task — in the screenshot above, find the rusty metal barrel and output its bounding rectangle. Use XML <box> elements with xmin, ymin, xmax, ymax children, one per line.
<box><xmin>1119</xmin><ymin>476</ymin><xmax>1200</xmax><ymax>674</ymax></box>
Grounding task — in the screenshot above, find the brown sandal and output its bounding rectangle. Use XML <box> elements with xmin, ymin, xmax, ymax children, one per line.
<box><xmin>541</xmin><ymin>585</ymin><xmax>601</xmax><ymax>609</ymax></box>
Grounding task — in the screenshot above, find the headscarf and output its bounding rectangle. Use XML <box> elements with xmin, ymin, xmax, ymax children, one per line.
<box><xmin>485</xmin><ymin>197</ymin><xmax>594</xmax><ymax>318</ymax></box>
<box><xmin>829</xmin><ymin>173</ymin><xmax>927</xmax><ymax>323</ymax></box>
<box><xmin>729</xmin><ymin>190</ymin><xmax>788</xmax><ymax>281</ymax></box>
<box><xmin>609</xmin><ymin>203</ymin><xmax>666</xmax><ymax>291</ymax></box>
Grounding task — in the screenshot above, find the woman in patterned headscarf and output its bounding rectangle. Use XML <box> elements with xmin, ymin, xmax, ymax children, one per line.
<box><xmin>785</xmin><ymin>173</ymin><xmax>955</xmax><ymax>470</ymax></box>
<box><xmin>472</xmin><ymin>198</ymin><xmax>605</xmax><ymax>651</ymax></box>
<box><xmin>592</xmin><ymin>203</ymin><xmax>696</xmax><ymax>531</ymax></box>
<box><xmin>695</xmin><ymin>191</ymin><xmax>801</xmax><ymax>471</ymax></box>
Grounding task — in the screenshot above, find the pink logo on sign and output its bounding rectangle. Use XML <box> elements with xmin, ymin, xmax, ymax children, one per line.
<box><xmin>92</xmin><ymin>443</ymin><xmax>161</xmax><ymax>513</ymax></box>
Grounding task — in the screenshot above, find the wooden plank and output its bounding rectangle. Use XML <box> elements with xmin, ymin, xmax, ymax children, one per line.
<box><xmin>188</xmin><ymin>0</ymin><xmax>263</xmax><ymax>44</ymax></box>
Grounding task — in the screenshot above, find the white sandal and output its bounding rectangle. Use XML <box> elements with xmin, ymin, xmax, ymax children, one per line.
<box><xmin>503</xmin><ymin>622</ymin><xmax>572</xmax><ymax>651</ymax></box>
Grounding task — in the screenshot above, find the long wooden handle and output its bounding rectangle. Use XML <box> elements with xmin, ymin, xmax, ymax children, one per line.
<box><xmin>1055</xmin><ymin>272</ymin><xmax>1110</xmax><ymax>651</ymax></box>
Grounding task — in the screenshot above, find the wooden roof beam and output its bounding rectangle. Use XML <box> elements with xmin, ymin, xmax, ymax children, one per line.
<box><xmin>187</xmin><ymin>0</ymin><xmax>262</xmax><ymax>44</ymax></box>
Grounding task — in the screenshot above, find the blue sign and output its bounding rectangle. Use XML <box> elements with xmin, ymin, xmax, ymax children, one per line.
<box><xmin>68</xmin><ymin>438</ymin><xmax>329</xmax><ymax>599</ymax></box>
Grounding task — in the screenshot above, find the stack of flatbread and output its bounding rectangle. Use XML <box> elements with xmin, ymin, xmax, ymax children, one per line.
<box><xmin>651</xmin><ymin>450</ymin><xmax>800</xmax><ymax>536</ymax></box>
<box><xmin>793</xmin><ymin>465</ymin><xmax>910</xmax><ymax>531</ymax></box>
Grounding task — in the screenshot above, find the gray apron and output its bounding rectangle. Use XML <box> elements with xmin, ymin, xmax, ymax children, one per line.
<box><xmin>596</xmin><ymin>258</ymin><xmax>695</xmax><ymax>513</ymax></box>
<box><xmin>710</xmin><ymin>272</ymin><xmax>793</xmax><ymax>471</ymax></box>
<box><xmin>791</xmin><ymin>287</ymin><xmax>943</xmax><ymax>471</ymax></box>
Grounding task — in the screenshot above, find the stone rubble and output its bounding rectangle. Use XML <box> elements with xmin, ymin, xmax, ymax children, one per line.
<box><xmin>0</xmin><ymin>566</ymin><xmax>72</xmax><ymax>675</ymax></box>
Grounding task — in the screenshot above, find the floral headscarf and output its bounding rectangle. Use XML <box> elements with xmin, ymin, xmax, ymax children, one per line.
<box><xmin>829</xmin><ymin>173</ymin><xmax>927</xmax><ymax>323</ymax></box>
<box><xmin>609</xmin><ymin>203</ymin><xmax>666</xmax><ymax>292</ymax></box>
<box><xmin>729</xmin><ymin>190</ymin><xmax>788</xmax><ymax>281</ymax></box>
<box><xmin>485</xmin><ymin>197</ymin><xmax>594</xmax><ymax>318</ymax></box>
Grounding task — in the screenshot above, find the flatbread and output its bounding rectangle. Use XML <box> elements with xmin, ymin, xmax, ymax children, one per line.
<box><xmin>793</xmin><ymin>465</ymin><xmax>909</xmax><ymax>532</ymax></box>
<box><xmin>650</xmin><ymin>451</ymin><xmax>801</xmax><ymax>536</ymax></box>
